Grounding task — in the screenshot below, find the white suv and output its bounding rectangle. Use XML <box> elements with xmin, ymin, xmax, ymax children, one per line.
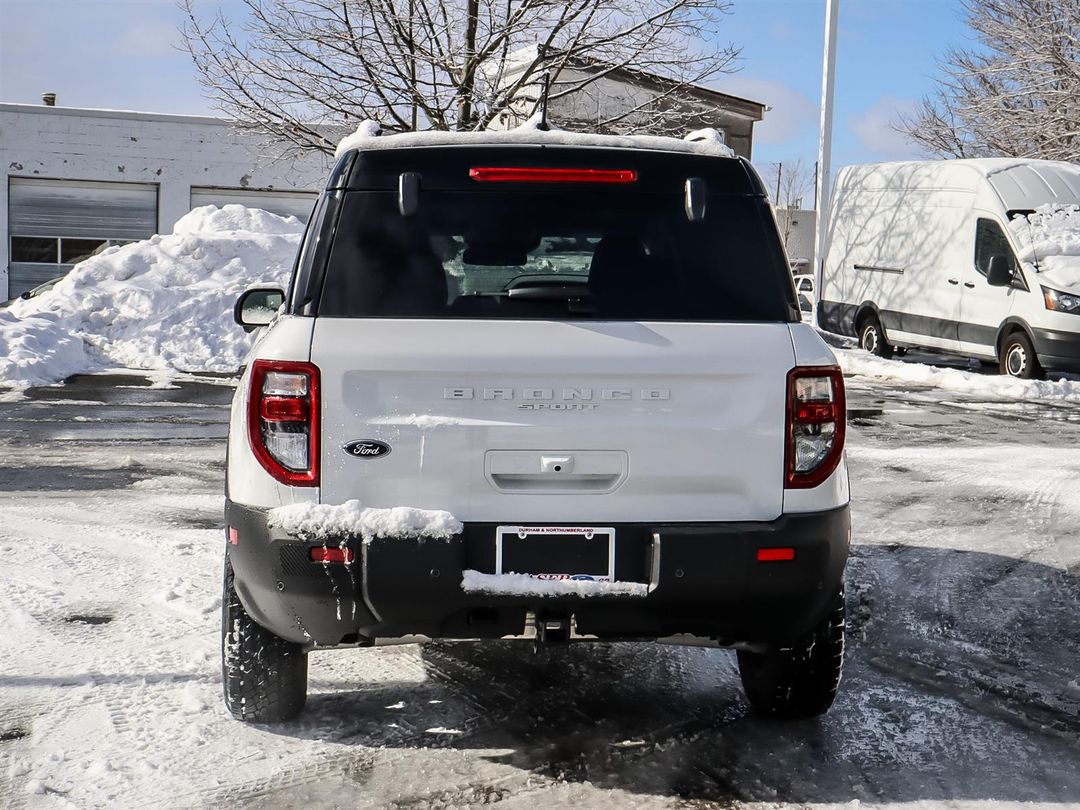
<box><xmin>224</xmin><ymin>131</ymin><xmax>850</xmax><ymax>723</ymax></box>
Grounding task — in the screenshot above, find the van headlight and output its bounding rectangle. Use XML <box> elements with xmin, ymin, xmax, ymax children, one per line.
<box><xmin>1042</xmin><ymin>286</ymin><xmax>1080</xmax><ymax>314</ymax></box>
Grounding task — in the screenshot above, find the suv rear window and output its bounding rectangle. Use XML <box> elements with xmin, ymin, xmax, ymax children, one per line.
<box><xmin>317</xmin><ymin>188</ymin><xmax>794</xmax><ymax>321</ymax></box>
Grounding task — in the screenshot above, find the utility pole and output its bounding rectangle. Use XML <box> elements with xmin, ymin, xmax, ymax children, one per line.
<box><xmin>775</xmin><ymin>162</ymin><xmax>783</xmax><ymax>205</ymax></box>
<box><xmin>813</xmin><ymin>0</ymin><xmax>839</xmax><ymax>318</ymax></box>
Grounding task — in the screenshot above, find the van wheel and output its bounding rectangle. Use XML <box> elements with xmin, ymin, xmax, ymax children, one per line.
<box><xmin>998</xmin><ymin>332</ymin><xmax>1044</xmax><ymax>380</ymax></box>
<box><xmin>737</xmin><ymin>589</ymin><xmax>845</xmax><ymax>719</ymax></box>
<box><xmin>858</xmin><ymin>316</ymin><xmax>893</xmax><ymax>359</ymax></box>
<box><xmin>222</xmin><ymin>560</ymin><xmax>308</xmax><ymax>722</ymax></box>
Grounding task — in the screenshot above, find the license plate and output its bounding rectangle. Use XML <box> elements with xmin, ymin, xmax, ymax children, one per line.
<box><xmin>495</xmin><ymin>525</ymin><xmax>615</xmax><ymax>581</ymax></box>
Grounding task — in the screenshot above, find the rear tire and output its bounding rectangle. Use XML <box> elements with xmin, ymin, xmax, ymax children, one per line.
<box><xmin>737</xmin><ymin>589</ymin><xmax>845</xmax><ymax>719</ymax></box>
<box><xmin>998</xmin><ymin>331</ymin><xmax>1044</xmax><ymax>380</ymax></box>
<box><xmin>858</xmin><ymin>315</ymin><xmax>894</xmax><ymax>359</ymax></box>
<box><xmin>221</xmin><ymin>560</ymin><xmax>308</xmax><ymax>722</ymax></box>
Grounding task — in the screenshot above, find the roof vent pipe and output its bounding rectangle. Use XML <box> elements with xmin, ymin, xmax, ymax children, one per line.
<box><xmin>42</xmin><ymin>92</ymin><xmax>56</xmax><ymax>107</ymax></box>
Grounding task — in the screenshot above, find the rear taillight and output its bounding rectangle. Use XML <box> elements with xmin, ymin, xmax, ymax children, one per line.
<box><xmin>469</xmin><ymin>167</ymin><xmax>638</xmax><ymax>184</ymax></box>
<box><xmin>248</xmin><ymin>359</ymin><xmax>319</xmax><ymax>486</ymax></box>
<box><xmin>785</xmin><ymin>366</ymin><xmax>845</xmax><ymax>489</ymax></box>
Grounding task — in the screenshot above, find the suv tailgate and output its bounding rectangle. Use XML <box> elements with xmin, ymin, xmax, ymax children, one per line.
<box><xmin>313</xmin><ymin>319</ymin><xmax>793</xmax><ymax>523</ymax></box>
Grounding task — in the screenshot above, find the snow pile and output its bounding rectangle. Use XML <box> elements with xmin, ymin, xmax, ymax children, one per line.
<box><xmin>0</xmin><ymin>205</ymin><xmax>303</xmax><ymax>387</ymax></box>
<box><xmin>838</xmin><ymin>347</ymin><xmax>1080</xmax><ymax>402</ymax></box>
<box><xmin>267</xmin><ymin>499</ymin><xmax>463</xmax><ymax>543</ymax></box>
<box><xmin>1008</xmin><ymin>204</ymin><xmax>1080</xmax><ymax>287</ymax></box>
<box><xmin>334</xmin><ymin>116</ymin><xmax>736</xmax><ymax>159</ymax></box>
<box><xmin>461</xmin><ymin>570</ymin><xmax>649</xmax><ymax>598</ymax></box>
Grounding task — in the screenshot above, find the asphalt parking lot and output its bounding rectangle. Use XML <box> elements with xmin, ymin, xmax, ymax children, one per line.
<box><xmin>0</xmin><ymin>368</ymin><xmax>1077</xmax><ymax>808</ymax></box>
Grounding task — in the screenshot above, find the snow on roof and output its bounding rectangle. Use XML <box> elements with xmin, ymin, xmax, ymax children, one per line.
<box><xmin>334</xmin><ymin>116</ymin><xmax>736</xmax><ymax>159</ymax></box>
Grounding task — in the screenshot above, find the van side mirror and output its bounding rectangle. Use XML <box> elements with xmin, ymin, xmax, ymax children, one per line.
<box><xmin>234</xmin><ymin>287</ymin><xmax>285</xmax><ymax>332</ymax></box>
<box><xmin>987</xmin><ymin>255</ymin><xmax>1013</xmax><ymax>287</ymax></box>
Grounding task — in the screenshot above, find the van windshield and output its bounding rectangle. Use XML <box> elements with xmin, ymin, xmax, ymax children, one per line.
<box><xmin>317</xmin><ymin>190</ymin><xmax>795</xmax><ymax>321</ymax></box>
<box><xmin>1007</xmin><ymin>204</ymin><xmax>1080</xmax><ymax>286</ymax></box>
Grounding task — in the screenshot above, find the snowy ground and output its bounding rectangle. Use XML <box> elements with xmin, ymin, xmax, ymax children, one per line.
<box><xmin>1</xmin><ymin>366</ymin><xmax>1078</xmax><ymax>808</ymax></box>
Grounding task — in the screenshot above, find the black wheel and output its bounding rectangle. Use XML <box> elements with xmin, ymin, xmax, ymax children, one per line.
<box><xmin>858</xmin><ymin>315</ymin><xmax>894</xmax><ymax>359</ymax></box>
<box><xmin>998</xmin><ymin>331</ymin><xmax>1044</xmax><ymax>380</ymax></box>
<box><xmin>737</xmin><ymin>589</ymin><xmax>845</xmax><ymax>719</ymax></box>
<box><xmin>221</xmin><ymin>559</ymin><xmax>308</xmax><ymax>722</ymax></box>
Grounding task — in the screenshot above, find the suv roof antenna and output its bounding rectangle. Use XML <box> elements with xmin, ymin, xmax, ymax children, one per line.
<box><xmin>535</xmin><ymin>71</ymin><xmax>551</xmax><ymax>132</ymax></box>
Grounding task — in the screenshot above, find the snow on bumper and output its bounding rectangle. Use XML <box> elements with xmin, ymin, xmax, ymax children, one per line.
<box><xmin>226</xmin><ymin>500</ymin><xmax>850</xmax><ymax>647</ymax></box>
<box><xmin>267</xmin><ymin>499</ymin><xmax>462</xmax><ymax>543</ymax></box>
<box><xmin>461</xmin><ymin>570</ymin><xmax>649</xmax><ymax>599</ymax></box>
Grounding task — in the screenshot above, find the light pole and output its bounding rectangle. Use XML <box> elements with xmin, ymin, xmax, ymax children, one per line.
<box><xmin>813</xmin><ymin>0</ymin><xmax>839</xmax><ymax>321</ymax></box>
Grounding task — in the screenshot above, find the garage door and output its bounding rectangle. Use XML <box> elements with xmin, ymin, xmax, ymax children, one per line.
<box><xmin>190</xmin><ymin>187</ymin><xmax>317</xmax><ymax>222</ymax></box>
<box><xmin>7</xmin><ymin>178</ymin><xmax>157</xmax><ymax>297</ymax></box>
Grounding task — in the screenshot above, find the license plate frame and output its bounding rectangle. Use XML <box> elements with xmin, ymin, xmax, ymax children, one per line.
<box><xmin>495</xmin><ymin>525</ymin><xmax>616</xmax><ymax>581</ymax></box>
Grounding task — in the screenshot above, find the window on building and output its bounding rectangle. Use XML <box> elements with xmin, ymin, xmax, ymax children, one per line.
<box><xmin>60</xmin><ymin>238</ymin><xmax>109</xmax><ymax>264</ymax></box>
<box><xmin>11</xmin><ymin>236</ymin><xmax>59</xmax><ymax>263</ymax></box>
<box><xmin>9</xmin><ymin>236</ymin><xmax>131</xmax><ymax>265</ymax></box>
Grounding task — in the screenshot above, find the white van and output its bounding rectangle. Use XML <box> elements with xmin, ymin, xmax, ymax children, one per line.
<box><xmin>819</xmin><ymin>159</ymin><xmax>1080</xmax><ymax>378</ymax></box>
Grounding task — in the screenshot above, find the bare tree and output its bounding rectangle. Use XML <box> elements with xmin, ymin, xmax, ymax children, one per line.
<box><xmin>756</xmin><ymin>159</ymin><xmax>814</xmax><ymax>261</ymax></box>
<box><xmin>896</xmin><ymin>0</ymin><xmax>1080</xmax><ymax>160</ymax></box>
<box><xmin>181</xmin><ymin>0</ymin><xmax>740</xmax><ymax>155</ymax></box>
<box><xmin>760</xmin><ymin>158</ymin><xmax>814</xmax><ymax>210</ymax></box>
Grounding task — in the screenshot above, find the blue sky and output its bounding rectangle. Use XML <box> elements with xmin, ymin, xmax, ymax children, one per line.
<box><xmin>0</xmin><ymin>0</ymin><xmax>972</xmax><ymax>172</ymax></box>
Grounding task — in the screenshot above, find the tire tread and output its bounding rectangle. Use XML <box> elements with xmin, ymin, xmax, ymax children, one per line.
<box><xmin>221</xmin><ymin>561</ymin><xmax>308</xmax><ymax>723</ymax></box>
<box><xmin>737</xmin><ymin>589</ymin><xmax>845</xmax><ymax>719</ymax></box>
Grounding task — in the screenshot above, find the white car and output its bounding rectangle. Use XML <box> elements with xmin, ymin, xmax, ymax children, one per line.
<box><xmin>223</xmin><ymin>129</ymin><xmax>851</xmax><ymax>723</ymax></box>
<box><xmin>794</xmin><ymin>274</ymin><xmax>815</xmax><ymax>314</ymax></box>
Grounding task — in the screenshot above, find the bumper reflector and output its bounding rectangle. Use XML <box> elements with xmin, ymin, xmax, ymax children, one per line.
<box><xmin>228</xmin><ymin>526</ymin><xmax>239</xmax><ymax>546</ymax></box>
<box><xmin>310</xmin><ymin>546</ymin><xmax>354</xmax><ymax>564</ymax></box>
<box><xmin>757</xmin><ymin>547</ymin><xmax>796</xmax><ymax>562</ymax></box>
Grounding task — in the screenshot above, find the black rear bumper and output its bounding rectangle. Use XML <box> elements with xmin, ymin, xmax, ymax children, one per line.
<box><xmin>225</xmin><ymin>500</ymin><xmax>850</xmax><ymax>648</ymax></box>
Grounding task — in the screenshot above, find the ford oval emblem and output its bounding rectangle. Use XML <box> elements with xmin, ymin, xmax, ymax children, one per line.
<box><xmin>343</xmin><ymin>440</ymin><xmax>392</xmax><ymax>459</ymax></box>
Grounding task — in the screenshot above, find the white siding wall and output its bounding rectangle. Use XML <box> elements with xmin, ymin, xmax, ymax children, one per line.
<box><xmin>492</xmin><ymin>63</ymin><xmax>760</xmax><ymax>158</ymax></box>
<box><xmin>774</xmin><ymin>208</ymin><xmax>817</xmax><ymax>268</ymax></box>
<box><xmin>0</xmin><ymin>104</ymin><xmax>332</xmax><ymax>298</ymax></box>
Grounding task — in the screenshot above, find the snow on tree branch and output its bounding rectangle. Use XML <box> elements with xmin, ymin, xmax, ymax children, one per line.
<box><xmin>895</xmin><ymin>0</ymin><xmax>1080</xmax><ymax>161</ymax></box>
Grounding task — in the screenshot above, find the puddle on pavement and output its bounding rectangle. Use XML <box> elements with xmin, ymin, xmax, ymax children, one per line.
<box><xmin>0</xmin><ymin>727</ymin><xmax>28</xmax><ymax>742</ymax></box>
<box><xmin>0</xmin><ymin>464</ymin><xmax>153</xmax><ymax>492</ymax></box>
<box><xmin>64</xmin><ymin>614</ymin><xmax>114</xmax><ymax>626</ymax></box>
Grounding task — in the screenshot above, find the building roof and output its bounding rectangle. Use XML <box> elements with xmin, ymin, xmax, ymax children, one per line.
<box><xmin>498</xmin><ymin>47</ymin><xmax>766</xmax><ymax>122</ymax></box>
<box><xmin>0</xmin><ymin>102</ymin><xmax>235</xmax><ymax>127</ymax></box>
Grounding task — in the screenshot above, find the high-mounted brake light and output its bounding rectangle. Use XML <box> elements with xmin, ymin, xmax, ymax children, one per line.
<box><xmin>469</xmin><ymin>167</ymin><xmax>638</xmax><ymax>184</ymax></box>
<box><xmin>248</xmin><ymin>359</ymin><xmax>320</xmax><ymax>486</ymax></box>
<box><xmin>785</xmin><ymin>366</ymin><xmax>845</xmax><ymax>489</ymax></box>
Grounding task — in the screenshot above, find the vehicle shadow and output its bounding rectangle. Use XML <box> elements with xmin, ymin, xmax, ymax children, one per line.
<box><xmin>266</xmin><ymin>543</ymin><xmax>1080</xmax><ymax>805</ymax></box>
